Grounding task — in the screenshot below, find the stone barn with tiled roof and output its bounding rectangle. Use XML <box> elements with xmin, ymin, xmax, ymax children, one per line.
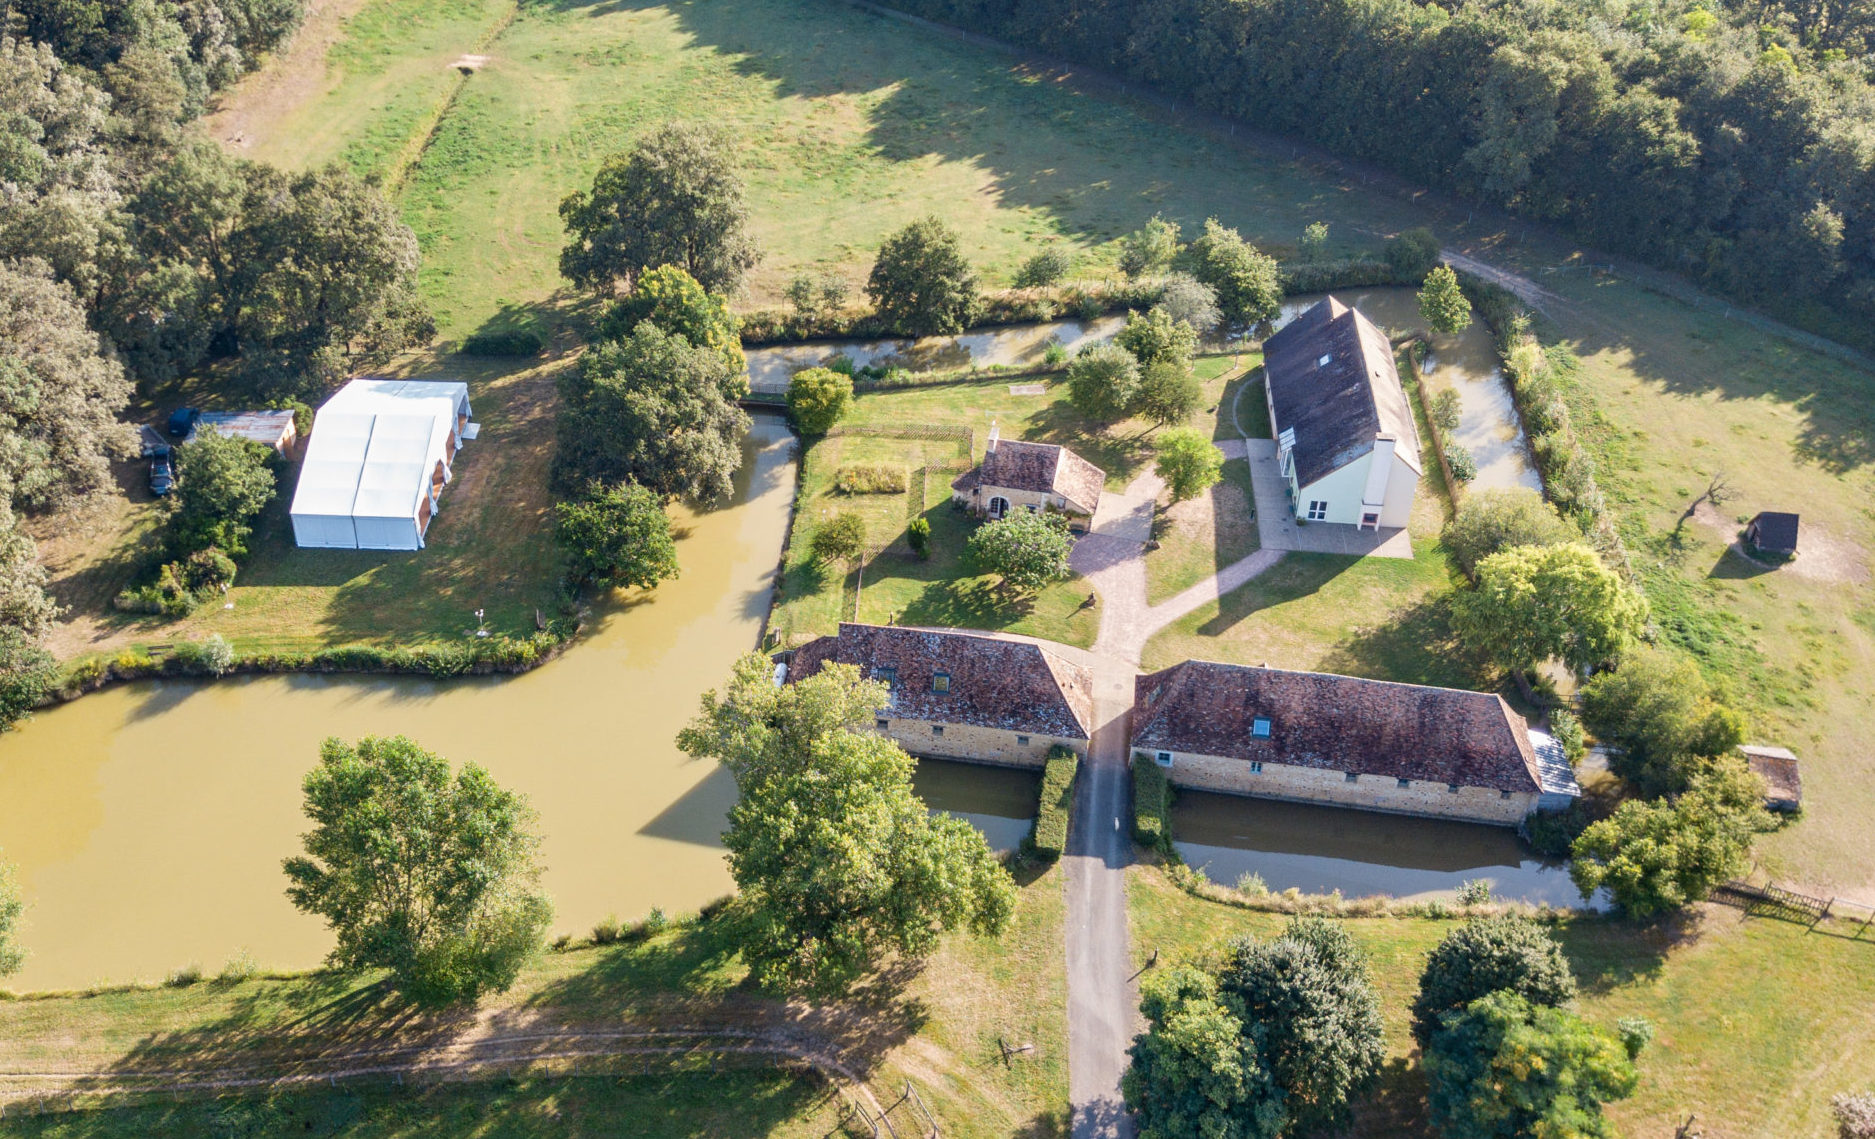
<box><xmin>1264</xmin><ymin>296</ymin><xmax>1420</xmax><ymax>534</ymax></box>
<box><xmin>788</xmin><ymin>623</ymin><xmax>1094</xmax><ymax>768</ymax></box>
<box><xmin>1131</xmin><ymin>660</ymin><xmax>1578</xmax><ymax>825</ymax></box>
<box><xmin>951</xmin><ymin>424</ymin><xmax>1104</xmax><ymax>525</ymax></box>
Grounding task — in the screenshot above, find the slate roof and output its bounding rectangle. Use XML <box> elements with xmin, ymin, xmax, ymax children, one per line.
<box><xmin>951</xmin><ymin>439</ymin><xmax>1105</xmax><ymax>514</ymax></box>
<box><xmin>1264</xmin><ymin>296</ymin><xmax>1421</xmax><ymax>489</ymax></box>
<box><xmin>1131</xmin><ymin>660</ymin><xmax>1542</xmax><ymax>793</ymax></box>
<box><xmin>1747</xmin><ymin>511</ymin><xmax>1800</xmax><ymax>553</ymax></box>
<box><xmin>789</xmin><ymin>623</ymin><xmax>1095</xmax><ymax>741</ymax></box>
<box><xmin>1741</xmin><ymin>745</ymin><xmax>1803</xmax><ymax>810</ymax></box>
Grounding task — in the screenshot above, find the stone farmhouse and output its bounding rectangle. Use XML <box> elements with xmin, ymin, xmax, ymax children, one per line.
<box><xmin>787</xmin><ymin>623</ymin><xmax>1094</xmax><ymax>767</ymax></box>
<box><xmin>1265</xmin><ymin>296</ymin><xmax>1420</xmax><ymax>533</ymax></box>
<box><xmin>1131</xmin><ymin>660</ymin><xmax>1579</xmax><ymax>826</ymax></box>
<box><xmin>951</xmin><ymin>424</ymin><xmax>1104</xmax><ymax>527</ymax></box>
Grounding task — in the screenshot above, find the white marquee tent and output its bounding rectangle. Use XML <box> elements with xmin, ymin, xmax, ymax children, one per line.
<box><xmin>289</xmin><ymin>379</ymin><xmax>474</xmax><ymax>551</ymax></box>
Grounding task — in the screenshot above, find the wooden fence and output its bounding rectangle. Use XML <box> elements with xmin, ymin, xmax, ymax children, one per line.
<box><xmin>1712</xmin><ymin>879</ymin><xmax>1875</xmax><ymax>939</ymax></box>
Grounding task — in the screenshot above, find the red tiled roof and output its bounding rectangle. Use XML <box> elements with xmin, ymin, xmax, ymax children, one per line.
<box><xmin>789</xmin><ymin>623</ymin><xmax>1094</xmax><ymax>741</ymax></box>
<box><xmin>1131</xmin><ymin>660</ymin><xmax>1541</xmax><ymax>792</ymax></box>
<box><xmin>959</xmin><ymin>440</ymin><xmax>1104</xmax><ymax>514</ymax></box>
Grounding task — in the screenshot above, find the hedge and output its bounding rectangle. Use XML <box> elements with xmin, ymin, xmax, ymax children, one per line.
<box><xmin>1029</xmin><ymin>745</ymin><xmax>1080</xmax><ymax>860</ymax></box>
<box><xmin>1132</xmin><ymin>751</ymin><xmax>1174</xmax><ymax>852</ymax></box>
<box><xmin>460</xmin><ymin>328</ymin><xmax>546</xmax><ymax>357</ymax></box>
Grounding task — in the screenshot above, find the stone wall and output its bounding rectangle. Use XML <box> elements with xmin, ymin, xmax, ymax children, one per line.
<box><xmin>951</xmin><ymin>483</ymin><xmax>1088</xmax><ymax>522</ymax></box>
<box><xmin>1151</xmin><ymin>748</ymin><xmax>1536</xmax><ymax>826</ymax></box>
<box><xmin>879</xmin><ymin>716</ymin><xmax>1085</xmax><ymax>768</ymax></box>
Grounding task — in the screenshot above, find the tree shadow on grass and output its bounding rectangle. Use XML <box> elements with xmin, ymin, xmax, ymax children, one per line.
<box><xmin>1550</xmin><ymin>912</ymin><xmax>1686</xmax><ymax>997</ymax></box>
<box><xmin>1193</xmin><ymin>553</ymin><xmax>1355</xmax><ymax>639</ymax></box>
<box><xmin>1020</xmin><ymin>400</ymin><xmax>1154</xmax><ymax>487</ymax></box>
<box><xmin>1319</xmin><ymin>592</ymin><xmax>1483</xmax><ymax>691</ymax></box>
<box><xmin>898</xmin><ymin>576</ymin><xmax>1036</xmax><ymax>631</ymax></box>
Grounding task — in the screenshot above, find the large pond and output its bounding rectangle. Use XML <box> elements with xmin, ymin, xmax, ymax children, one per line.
<box><xmin>0</xmin><ymin>418</ymin><xmax>1033</xmax><ymax>992</ymax></box>
<box><xmin>1277</xmin><ymin>288</ymin><xmax>1542</xmax><ymax>494</ymax></box>
<box><xmin>1173</xmin><ymin>791</ymin><xmax>1595</xmax><ymax>908</ymax></box>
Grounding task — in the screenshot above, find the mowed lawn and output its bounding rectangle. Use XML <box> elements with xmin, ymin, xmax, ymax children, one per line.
<box><xmin>1128</xmin><ymin>865</ymin><xmax>1875</xmax><ymax>1138</ymax></box>
<box><xmin>0</xmin><ymin>872</ymin><xmax>1069</xmax><ymax>1138</ymax></box>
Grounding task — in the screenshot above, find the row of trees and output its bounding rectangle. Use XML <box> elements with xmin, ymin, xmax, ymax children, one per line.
<box><xmin>887</xmin><ymin>0</ymin><xmax>1875</xmax><ymax>337</ymax></box>
<box><xmin>1441</xmin><ymin>489</ymin><xmax>1773</xmax><ymax>916</ymax></box>
<box><xmin>1126</xmin><ymin>914</ymin><xmax>1640</xmax><ymax>1138</ymax></box>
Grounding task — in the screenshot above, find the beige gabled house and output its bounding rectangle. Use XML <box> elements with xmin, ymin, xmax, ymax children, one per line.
<box><xmin>1131</xmin><ymin>660</ymin><xmax>1579</xmax><ymax>826</ymax></box>
<box><xmin>951</xmin><ymin>425</ymin><xmax>1104</xmax><ymax>527</ymax></box>
<box><xmin>1265</xmin><ymin>297</ymin><xmax>1421</xmax><ymax>533</ymax></box>
<box><xmin>787</xmin><ymin>623</ymin><xmax>1094</xmax><ymax>768</ymax></box>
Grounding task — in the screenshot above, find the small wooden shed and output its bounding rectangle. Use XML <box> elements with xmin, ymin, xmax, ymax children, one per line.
<box><xmin>1745</xmin><ymin>511</ymin><xmax>1800</xmax><ymax>558</ymax></box>
<box><xmin>1740</xmin><ymin>744</ymin><xmax>1803</xmax><ymax>812</ymax></box>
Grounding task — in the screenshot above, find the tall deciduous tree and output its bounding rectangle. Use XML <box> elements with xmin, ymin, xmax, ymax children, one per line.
<box><xmin>678</xmin><ymin>655</ymin><xmax>1015</xmax><ymax>993</ymax></box>
<box><xmin>1410</xmin><ymin>915</ymin><xmax>1578</xmax><ymax>1045</ymax></box>
<box><xmin>967</xmin><ymin>508</ymin><xmax>1073</xmax><ymax>593</ymax></box>
<box><xmin>1424</xmin><ymin>992</ymin><xmax>1638</xmax><ymax>1139</ymax></box>
<box><xmin>1156</xmin><ymin>273</ymin><xmax>1220</xmax><ymax>334</ymax></box>
<box><xmin>1066</xmin><ymin>342</ymin><xmax>1141</xmax><ymax>425</ymax></box>
<box><xmin>1116</xmin><ymin>305</ymin><xmax>1198</xmax><ymax>368</ymax></box>
<box><xmin>1155</xmin><ymin>428</ymin><xmax>1223</xmax><ymax>502</ymax></box>
<box><xmin>1118</xmin><ymin>214</ymin><xmax>1181</xmax><ymax>279</ymax></box>
<box><xmin>1135</xmin><ymin>360</ymin><xmax>1202</xmax><ymax>428</ymax></box>
<box><xmin>1442</xmin><ymin>487</ymin><xmax>1579</xmax><ymax>578</ymax></box>
<box><xmin>1123</xmin><ymin>965</ymin><xmax>1284</xmax><ymax>1139</ymax></box>
<box><xmin>554</xmin><ymin>481</ymin><xmax>678</xmax><ymax>591</ymax></box>
<box><xmin>0</xmin><ymin>259</ymin><xmax>134</xmax><ymax>510</ymax></box>
<box><xmin>865</xmin><ymin>216</ymin><xmax>979</xmax><ymax>336</ymax></box>
<box><xmin>0</xmin><ymin>513</ymin><xmax>60</xmax><ymax>643</ymax></box>
<box><xmin>597</xmin><ymin>263</ymin><xmax>745</xmax><ymax>375</ymax></box>
<box><xmin>168</xmin><ymin>428</ymin><xmax>276</xmax><ymax>557</ymax></box>
<box><xmin>786</xmin><ymin>366</ymin><xmax>852</xmax><ymax>436</ymax></box>
<box><xmin>1418</xmin><ymin>264</ymin><xmax>1473</xmax><ymax>333</ymax></box>
<box><xmin>1218</xmin><ymin>917</ymin><xmax>1386</xmax><ymax>1135</ymax></box>
<box><xmin>1451</xmin><ymin>543</ymin><xmax>1644</xmax><ymax>674</ymax></box>
<box><xmin>1570</xmin><ymin>760</ymin><xmax>1772</xmax><ymax>917</ymax></box>
<box><xmin>1579</xmin><ymin>646</ymin><xmax>1747</xmax><ymax>798</ymax></box>
<box><xmin>1183</xmin><ymin>219</ymin><xmax>1281</xmax><ymax>328</ymax></box>
<box><xmin>554</xmin><ymin>322</ymin><xmax>751</xmax><ymax>502</ymax></box>
<box><xmin>282</xmin><ymin>736</ymin><xmax>553</xmax><ymax>1006</ymax></box>
<box><xmin>559</xmin><ymin>121</ymin><xmax>760</xmax><ymax>296</ymax></box>
<box><xmin>0</xmin><ymin>38</ymin><xmax>121</xmax><ymax>298</ymax></box>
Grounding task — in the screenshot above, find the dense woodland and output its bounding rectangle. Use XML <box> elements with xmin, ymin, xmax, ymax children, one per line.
<box><xmin>895</xmin><ymin>0</ymin><xmax>1875</xmax><ymax>337</ymax></box>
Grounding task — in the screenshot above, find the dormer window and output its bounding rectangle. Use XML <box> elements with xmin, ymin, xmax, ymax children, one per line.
<box><xmin>870</xmin><ymin>665</ymin><xmax>898</xmax><ymax>690</ymax></box>
<box><xmin>1251</xmin><ymin>716</ymin><xmax>1271</xmax><ymax>738</ymax></box>
<box><xmin>932</xmin><ymin>670</ymin><xmax>951</xmax><ymax>694</ymax></box>
<box><xmin>1317</xmin><ymin>353</ymin><xmax>1332</xmax><ymax>367</ymax></box>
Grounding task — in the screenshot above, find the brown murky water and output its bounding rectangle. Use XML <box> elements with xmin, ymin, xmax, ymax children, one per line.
<box><xmin>0</xmin><ymin>420</ymin><xmax>801</xmax><ymax>990</ymax></box>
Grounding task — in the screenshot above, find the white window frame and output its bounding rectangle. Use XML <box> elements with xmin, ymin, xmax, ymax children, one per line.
<box><xmin>1249</xmin><ymin>761</ymin><xmax>1263</xmax><ymax>774</ymax></box>
<box><xmin>1155</xmin><ymin>751</ymin><xmax>1174</xmax><ymax>768</ymax></box>
<box><xmin>931</xmin><ymin>724</ymin><xmax>944</xmax><ymax>737</ymax></box>
<box><xmin>1306</xmin><ymin>500</ymin><xmax>1330</xmax><ymax>522</ymax></box>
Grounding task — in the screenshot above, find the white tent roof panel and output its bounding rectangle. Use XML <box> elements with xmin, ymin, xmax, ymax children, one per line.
<box><xmin>289</xmin><ymin>380</ymin><xmax>473</xmax><ymax>550</ymax></box>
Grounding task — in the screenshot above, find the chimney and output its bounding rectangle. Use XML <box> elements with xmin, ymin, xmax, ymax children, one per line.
<box><xmin>1361</xmin><ymin>433</ymin><xmax>1396</xmax><ymax>508</ymax></box>
<box><xmin>987</xmin><ymin>419</ymin><xmax>1000</xmax><ymax>453</ymax></box>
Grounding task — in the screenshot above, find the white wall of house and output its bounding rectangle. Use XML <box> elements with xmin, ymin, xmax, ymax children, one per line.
<box><xmin>1293</xmin><ymin>448</ymin><xmax>1417</xmax><ymax>529</ymax></box>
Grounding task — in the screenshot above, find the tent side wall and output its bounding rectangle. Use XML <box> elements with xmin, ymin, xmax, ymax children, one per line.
<box><xmin>291</xmin><ymin>511</ymin><xmax>360</xmax><ymax>548</ymax></box>
<box><xmin>352</xmin><ymin>514</ymin><xmax>423</xmax><ymax>551</ymax></box>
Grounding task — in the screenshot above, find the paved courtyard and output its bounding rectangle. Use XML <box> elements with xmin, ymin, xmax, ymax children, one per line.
<box><xmin>1235</xmin><ymin>438</ymin><xmax>1415</xmax><ymax>560</ymax></box>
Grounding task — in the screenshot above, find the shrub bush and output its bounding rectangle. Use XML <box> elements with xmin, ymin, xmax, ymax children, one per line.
<box><xmin>1132</xmin><ymin>752</ymin><xmax>1173</xmax><ymax>852</ymax></box>
<box><xmin>460</xmin><ymin>328</ymin><xmax>546</xmax><ymax>357</ymax></box>
<box><xmin>1014</xmin><ymin>248</ymin><xmax>1073</xmax><ymax>288</ymax></box>
<box><xmin>811</xmin><ymin>512</ymin><xmax>866</xmax><ymax>562</ymax></box>
<box><xmin>1429</xmin><ymin>388</ymin><xmax>1462</xmax><ymax>433</ymax></box>
<box><xmin>170</xmin><ymin>634</ymin><xmax>234</xmax><ymax>677</ymax></box>
<box><xmin>1835</xmin><ymin>1090</ymin><xmax>1875</xmax><ymax>1139</ymax></box>
<box><xmin>1030</xmin><ymin>746</ymin><xmax>1080</xmax><ymax>860</ymax></box>
<box><xmin>832</xmin><ymin>463</ymin><xmax>908</xmax><ymax>494</ymax></box>
<box><xmin>1548</xmin><ymin>708</ymin><xmax>1587</xmax><ymax>764</ymax></box>
<box><xmin>907</xmin><ymin>516</ymin><xmax>931</xmax><ymax>559</ymax></box>
<box><xmin>114</xmin><ymin>547</ymin><xmax>239</xmax><ymax>617</ymax></box>
<box><xmin>1444</xmin><ymin>443</ymin><xmax>1477</xmax><ymax>483</ymax></box>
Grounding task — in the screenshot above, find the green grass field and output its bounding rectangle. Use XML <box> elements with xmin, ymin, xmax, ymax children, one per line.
<box><xmin>1127</xmin><ymin>864</ymin><xmax>1875</xmax><ymax>1138</ymax></box>
<box><xmin>0</xmin><ymin>872</ymin><xmax>1068</xmax><ymax>1138</ymax></box>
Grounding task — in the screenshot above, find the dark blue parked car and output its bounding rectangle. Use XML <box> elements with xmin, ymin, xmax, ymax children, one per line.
<box><xmin>167</xmin><ymin>407</ymin><xmax>200</xmax><ymax>438</ymax></box>
<box><xmin>149</xmin><ymin>447</ymin><xmax>175</xmax><ymax>497</ymax></box>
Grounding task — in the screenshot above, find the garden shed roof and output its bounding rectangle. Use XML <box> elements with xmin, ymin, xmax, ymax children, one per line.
<box><xmin>951</xmin><ymin>437</ymin><xmax>1105</xmax><ymax>514</ymax></box>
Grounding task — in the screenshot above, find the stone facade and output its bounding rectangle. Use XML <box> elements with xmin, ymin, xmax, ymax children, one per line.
<box><xmin>1142</xmin><ymin>748</ymin><xmax>1539</xmax><ymax>826</ymax></box>
<box><xmin>882</xmin><ymin>717</ymin><xmax>1078</xmax><ymax>768</ymax></box>
<box><xmin>954</xmin><ymin>482</ymin><xmax>1084</xmax><ymax>522</ymax></box>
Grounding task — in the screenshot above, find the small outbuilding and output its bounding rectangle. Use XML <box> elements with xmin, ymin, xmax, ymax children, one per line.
<box><xmin>199</xmin><ymin>410</ymin><xmax>298</xmax><ymax>455</ymax></box>
<box><xmin>1740</xmin><ymin>744</ymin><xmax>1803</xmax><ymax>812</ymax></box>
<box><xmin>288</xmin><ymin>379</ymin><xmax>474</xmax><ymax>551</ymax></box>
<box><xmin>951</xmin><ymin>424</ymin><xmax>1104</xmax><ymax>526</ymax></box>
<box><xmin>1744</xmin><ymin>511</ymin><xmax>1800</xmax><ymax>558</ymax></box>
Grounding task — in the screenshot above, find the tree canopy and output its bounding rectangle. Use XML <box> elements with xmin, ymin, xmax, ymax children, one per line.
<box><xmin>1123</xmin><ymin>965</ymin><xmax>1284</xmax><ymax>1139</ymax></box>
<box><xmin>1155</xmin><ymin>428</ymin><xmax>1224</xmax><ymax>502</ymax></box>
<box><xmin>1066</xmin><ymin>342</ymin><xmax>1142</xmax><ymax>424</ymax></box>
<box><xmin>0</xmin><ymin>852</ymin><xmax>24</xmax><ymax>977</ymax></box>
<box><xmin>559</xmin><ymin>121</ymin><xmax>760</xmax><ymax>295</ymax></box>
<box><xmin>1116</xmin><ymin>306</ymin><xmax>1198</xmax><ymax>368</ymax></box>
<box><xmin>810</xmin><ymin>511</ymin><xmax>866</xmax><ymax>563</ymax></box>
<box><xmin>1418</xmin><ymin>264</ymin><xmax>1473</xmax><ymax>333</ymax></box>
<box><xmin>968</xmin><ymin>508</ymin><xmax>1073</xmax><ymax>592</ymax></box>
<box><xmin>1451</xmin><ymin>543</ymin><xmax>1645</xmax><ymax>674</ymax></box>
<box><xmin>1442</xmin><ymin>487</ymin><xmax>1579</xmax><ymax>578</ymax></box>
<box><xmin>1135</xmin><ymin>360</ymin><xmax>1202</xmax><ymax>428</ymax></box>
<box><xmin>678</xmin><ymin>655</ymin><xmax>1016</xmax><ymax>993</ymax></box>
<box><xmin>553</xmin><ymin>322</ymin><xmax>751</xmax><ymax>502</ymax></box>
<box><xmin>1410</xmin><ymin>915</ymin><xmax>1579</xmax><ymax>1045</ymax></box>
<box><xmin>786</xmin><ymin>366</ymin><xmax>852</xmax><ymax>436</ymax></box>
<box><xmin>598</xmin><ymin>264</ymin><xmax>745</xmax><ymax>375</ymax></box>
<box><xmin>1570</xmin><ymin>759</ymin><xmax>1773</xmax><ymax>916</ymax></box>
<box><xmin>554</xmin><ymin>481</ymin><xmax>679</xmax><ymax>591</ymax></box>
<box><xmin>1579</xmin><ymin>646</ymin><xmax>1747</xmax><ymax>798</ymax></box>
<box><xmin>1118</xmin><ymin>214</ymin><xmax>1181</xmax><ymax>279</ymax></box>
<box><xmin>167</xmin><ymin>428</ymin><xmax>276</xmax><ymax>558</ymax></box>
<box><xmin>282</xmin><ymin>736</ymin><xmax>552</xmax><ymax>1006</ymax></box>
<box><xmin>1424</xmin><ymin>992</ymin><xmax>1638</xmax><ymax>1139</ymax></box>
<box><xmin>865</xmin><ymin>216</ymin><xmax>979</xmax><ymax>336</ymax></box>
<box><xmin>1156</xmin><ymin>274</ymin><xmax>1221</xmax><ymax>334</ymax></box>
<box><xmin>1182</xmin><ymin>219</ymin><xmax>1281</xmax><ymax>328</ymax></box>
